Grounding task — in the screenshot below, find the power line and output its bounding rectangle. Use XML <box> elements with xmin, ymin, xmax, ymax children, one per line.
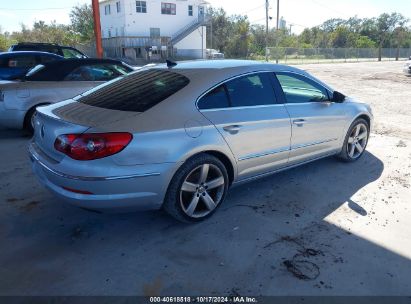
<box><xmin>237</xmin><ymin>3</ymin><xmax>266</xmax><ymax>16</ymax></box>
<box><xmin>0</xmin><ymin>7</ymin><xmax>72</xmax><ymax>11</ymax></box>
<box><xmin>305</xmin><ymin>0</ymin><xmax>350</xmax><ymax>18</ymax></box>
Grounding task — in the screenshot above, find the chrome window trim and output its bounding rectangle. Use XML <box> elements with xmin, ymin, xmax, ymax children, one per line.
<box><xmin>196</xmin><ymin>69</ymin><xmax>334</xmax><ymax>110</ymax></box>
<box><xmin>200</xmin><ymin>103</ymin><xmax>286</xmax><ymax>112</ymax></box>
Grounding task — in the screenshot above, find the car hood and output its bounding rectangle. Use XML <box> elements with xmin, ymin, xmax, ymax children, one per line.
<box><xmin>38</xmin><ymin>99</ymin><xmax>142</xmax><ymax>128</ymax></box>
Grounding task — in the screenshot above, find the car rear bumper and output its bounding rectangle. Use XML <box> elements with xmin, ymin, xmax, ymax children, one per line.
<box><xmin>0</xmin><ymin>103</ymin><xmax>25</xmax><ymax>129</ymax></box>
<box><xmin>29</xmin><ymin>142</ymin><xmax>179</xmax><ymax>213</ymax></box>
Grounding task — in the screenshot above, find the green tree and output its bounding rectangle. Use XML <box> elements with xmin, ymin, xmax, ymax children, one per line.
<box><xmin>375</xmin><ymin>13</ymin><xmax>404</xmax><ymax>61</ymax></box>
<box><xmin>70</xmin><ymin>4</ymin><xmax>94</xmax><ymax>42</ymax></box>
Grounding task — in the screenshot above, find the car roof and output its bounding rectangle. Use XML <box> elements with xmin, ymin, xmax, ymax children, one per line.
<box><xmin>0</xmin><ymin>51</ymin><xmax>64</xmax><ymax>58</ymax></box>
<box><xmin>143</xmin><ymin>59</ymin><xmax>333</xmax><ymax>94</ymax></box>
<box><xmin>25</xmin><ymin>58</ymin><xmax>127</xmax><ymax>81</ymax></box>
<box><xmin>153</xmin><ymin>59</ymin><xmax>308</xmax><ymax>76</ymax></box>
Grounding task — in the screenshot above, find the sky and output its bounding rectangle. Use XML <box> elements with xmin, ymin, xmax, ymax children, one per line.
<box><xmin>0</xmin><ymin>0</ymin><xmax>410</xmax><ymax>34</ymax></box>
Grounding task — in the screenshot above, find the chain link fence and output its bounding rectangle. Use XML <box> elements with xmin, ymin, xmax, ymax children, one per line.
<box><xmin>264</xmin><ymin>47</ymin><xmax>411</xmax><ymax>64</ymax></box>
<box><xmin>76</xmin><ymin>43</ymin><xmax>411</xmax><ymax>66</ymax></box>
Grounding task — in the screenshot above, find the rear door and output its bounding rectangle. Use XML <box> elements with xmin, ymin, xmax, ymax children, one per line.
<box><xmin>274</xmin><ymin>72</ymin><xmax>347</xmax><ymax>165</ymax></box>
<box><xmin>198</xmin><ymin>72</ymin><xmax>291</xmax><ymax>180</ymax></box>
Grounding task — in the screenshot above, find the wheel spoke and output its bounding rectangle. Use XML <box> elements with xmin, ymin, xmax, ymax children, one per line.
<box><xmin>181</xmin><ymin>181</ymin><xmax>198</xmax><ymax>193</ymax></box>
<box><xmin>205</xmin><ymin>176</ymin><xmax>224</xmax><ymax>190</ymax></box>
<box><xmin>355</xmin><ymin>143</ymin><xmax>364</xmax><ymax>153</ymax></box>
<box><xmin>185</xmin><ymin>194</ymin><xmax>200</xmax><ymax>216</ymax></box>
<box><xmin>199</xmin><ymin>164</ymin><xmax>209</xmax><ymax>183</ymax></box>
<box><xmin>354</xmin><ymin>125</ymin><xmax>361</xmax><ymax>136</ymax></box>
<box><xmin>349</xmin><ymin>144</ymin><xmax>355</xmax><ymax>157</ymax></box>
<box><xmin>201</xmin><ymin>192</ymin><xmax>216</xmax><ymax>210</ymax></box>
<box><xmin>348</xmin><ymin>137</ymin><xmax>355</xmax><ymax>144</ymax></box>
<box><xmin>357</xmin><ymin>131</ymin><xmax>367</xmax><ymax>140</ymax></box>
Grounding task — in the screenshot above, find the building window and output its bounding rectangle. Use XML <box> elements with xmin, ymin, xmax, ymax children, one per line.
<box><xmin>150</xmin><ymin>28</ymin><xmax>160</xmax><ymax>38</ymax></box>
<box><xmin>136</xmin><ymin>1</ymin><xmax>147</xmax><ymax>13</ymax></box>
<box><xmin>161</xmin><ymin>3</ymin><xmax>176</xmax><ymax>15</ymax></box>
<box><xmin>116</xmin><ymin>1</ymin><xmax>121</xmax><ymax>13</ymax></box>
<box><xmin>188</xmin><ymin>5</ymin><xmax>193</xmax><ymax>16</ymax></box>
<box><xmin>108</xmin><ymin>29</ymin><xmax>112</xmax><ymax>38</ymax></box>
<box><xmin>104</xmin><ymin>4</ymin><xmax>111</xmax><ymax>15</ymax></box>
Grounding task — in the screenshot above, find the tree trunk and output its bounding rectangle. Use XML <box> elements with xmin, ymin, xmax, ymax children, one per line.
<box><xmin>396</xmin><ymin>45</ymin><xmax>400</xmax><ymax>61</ymax></box>
<box><xmin>378</xmin><ymin>45</ymin><xmax>382</xmax><ymax>62</ymax></box>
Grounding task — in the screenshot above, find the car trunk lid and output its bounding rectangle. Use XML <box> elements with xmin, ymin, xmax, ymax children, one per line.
<box><xmin>33</xmin><ymin>100</ymin><xmax>141</xmax><ymax>162</ymax></box>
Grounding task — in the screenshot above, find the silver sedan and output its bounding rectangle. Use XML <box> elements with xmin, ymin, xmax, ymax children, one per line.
<box><xmin>29</xmin><ymin>60</ymin><xmax>373</xmax><ymax>222</ymax></box>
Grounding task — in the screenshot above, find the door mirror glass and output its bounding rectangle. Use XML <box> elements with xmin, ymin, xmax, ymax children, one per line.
<box><xmin>332</xmin><ymin>91</ymin><xmax>346</xmax><ymax>103</ymax></box>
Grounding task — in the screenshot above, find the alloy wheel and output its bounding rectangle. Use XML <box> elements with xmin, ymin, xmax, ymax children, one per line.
<box><xmin>179</xmin><ymin>163</ymin><xmax>225</xmax><ymax>218</ymax></box>
<box><xmin>347</xmin><ymin>123</ymin><xmax>368</xmax><ymax>159</ymax></box>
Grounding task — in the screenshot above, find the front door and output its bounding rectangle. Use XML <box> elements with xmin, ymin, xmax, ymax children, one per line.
<box><xmin>274</xmin><ymin>72</ymin><xmax>347</xmax><ymax>165</ymax></box>
<box><xmin>198</xmin><ymin>72</ymin><xmax>291</xmax><ymax>180</ymax></box>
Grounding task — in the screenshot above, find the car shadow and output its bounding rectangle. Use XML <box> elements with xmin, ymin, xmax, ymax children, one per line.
<box><xmin>3</xmin><ymin>145</ymin><xmax>411</xmax><ymax>296</ymax></box>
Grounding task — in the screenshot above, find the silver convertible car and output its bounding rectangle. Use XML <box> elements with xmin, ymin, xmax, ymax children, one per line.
<box><xmin>29</xmin><ymin>60</ymin><xmax>373</xmax><ymax>222</ymax></box>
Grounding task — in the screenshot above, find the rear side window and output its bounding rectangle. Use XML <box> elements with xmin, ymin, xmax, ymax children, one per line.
<box><xmin>78</xmin><ymin>69</ymin><xmax>190</xmax><ymax>112</ymax></box>
<box><xmin>198</xmin><ymin>85</ymin><xmax>229</xmax><ymax>110</ymax></box>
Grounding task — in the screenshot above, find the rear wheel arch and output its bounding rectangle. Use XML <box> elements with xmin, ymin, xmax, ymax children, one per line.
<box><xmin>178</xmin><ymin>150</ymin><xmax>236</xmax><ymax>185</ymax></box>
<box><xmin>201</xmin><ymin>150</ymin><xmax>235</xmax><ymax>185</ymax></box>
<box><xmin>23</xmin><ymin>102</ymin><xmax>50</xmax><ymax>131</ymax></box>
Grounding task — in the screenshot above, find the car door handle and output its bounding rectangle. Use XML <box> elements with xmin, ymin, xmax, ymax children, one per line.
<box><xmin>223</xmin><ymin>125</ymin><xmax>242</xmax><ymax>134</ymax></box>
<box><xmin>293</xmin><ymin>119</ymin><xmax>307</xmax><ymax>126</ymax></box>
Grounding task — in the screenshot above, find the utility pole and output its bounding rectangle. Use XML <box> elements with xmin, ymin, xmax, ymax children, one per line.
<box><xmin>289</xmin><ymin>24</ymin><xmax>293</xmax><ymax>35</ymax></box>
<box><xmin>275</xmin><ymin>0</ymin><xmax>279</xmax><ymax>63</ymax></box>
<box><xmin>265</xmin><ymin>0</ymin><xmax>269</xmax><ymax>61</ymax></box>
<box><xmin>92</xmin><ymin>0</ymin><xmax>103</xmax><ymax>58</ymax></box>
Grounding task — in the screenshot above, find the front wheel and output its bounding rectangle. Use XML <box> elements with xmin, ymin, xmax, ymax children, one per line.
<box><xmin>163</xmin><ymin>154</ymin><xmax>229</xmax><ymax>223</ymax></box>
<box><xmin>338</xmin><ymin>118</ymin><xmax>369</xmax><ymax>162</ymax></box>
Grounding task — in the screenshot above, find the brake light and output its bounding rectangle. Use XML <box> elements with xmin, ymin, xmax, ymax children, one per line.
<box><xmin>54</xmin><ymin>133</ymin><xmax>132</xmax><ymax>160</ymax></box>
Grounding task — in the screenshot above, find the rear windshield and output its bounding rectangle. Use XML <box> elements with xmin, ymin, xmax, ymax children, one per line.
<box><xmin>78</xmin><ymin>69</ymin><xmax>190</xmax><ymax>112</ymax></box>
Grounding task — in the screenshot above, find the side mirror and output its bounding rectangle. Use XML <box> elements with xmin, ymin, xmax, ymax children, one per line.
<box><xmin>332</xmin><ymin>91</ymin><xmax>345</xmax><ymax>103</ymax></box>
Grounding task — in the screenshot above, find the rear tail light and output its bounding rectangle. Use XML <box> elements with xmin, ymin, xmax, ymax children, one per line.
<box><xmin>54</xmin><ymin>132</ymin><xmax>132</xmax><ymax>160</ymax></box>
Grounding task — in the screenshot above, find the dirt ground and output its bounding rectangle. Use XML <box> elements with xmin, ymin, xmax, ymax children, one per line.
<box><xmin>0</xmin><ymin>61</ymin><xmax>410</xmax><ymax>296</ymax></box>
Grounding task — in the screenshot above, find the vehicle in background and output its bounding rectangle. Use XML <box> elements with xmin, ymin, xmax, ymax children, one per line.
<box><xmin>28</xmin><ymin>60</ymin><xmax>373</xmax><ymax>223</ymax></box>
<box><xmin>8</xmin><ymin>43</ymin><xmax>88</xmax><ymax>59</ymax></box>
<box><xmin>403</xmin><ymin>56</ymin><xmax>411</xmax><ymax>75</ymax></box>
<box><xmin>206</xmin><ymin>49</ymin><xmax>224</xmax><ymax>59</ymax></box>
<box><xmin>0</xmin><ymin>58</ymin><xmax>134</xmax><ymax>132</ymax></box>
<box><xmin>0</xmin><ymin>51</ymin><xmax>63</xmax><ymax>80</ymax></box>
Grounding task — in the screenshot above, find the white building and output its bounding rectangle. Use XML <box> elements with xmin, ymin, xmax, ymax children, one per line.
<box><xmin>99</xmin><ymin>0</ymin><xmax>208</xmax><ymax>61</ymax></box>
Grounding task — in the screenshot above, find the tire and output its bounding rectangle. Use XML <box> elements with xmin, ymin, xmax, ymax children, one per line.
<box><xmin>163</xmin><ymin>153</ymin><xmax>229</xmax><ymax>223</ymax></box>
<box><xmin>23</xmin><ymin>107</ymin><xmax>37</xmax><ymax>135</ymax></box>
<box><xmin>337</xmin><ymin>118</ymin><xmax>369</xmax><ymax>162</ymax></box>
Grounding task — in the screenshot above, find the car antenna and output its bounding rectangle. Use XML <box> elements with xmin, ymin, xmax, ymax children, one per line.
<box><xmin>166</xmin><ymin>59</ymin><xmax>177</xmax><ymax>68</ymax></box>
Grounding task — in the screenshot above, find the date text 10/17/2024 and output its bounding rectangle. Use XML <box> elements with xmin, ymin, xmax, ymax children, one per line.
<box><xmin>149</xmin><ymin>296</ymin><xmax>258</xmax><ymax>303</ymax></box>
